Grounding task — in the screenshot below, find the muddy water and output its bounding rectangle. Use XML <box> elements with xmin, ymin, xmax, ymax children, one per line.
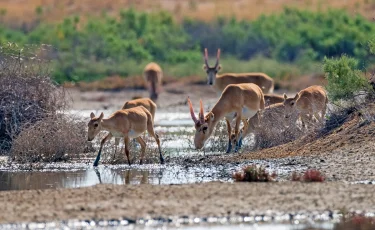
<box><xmin>0</xmin><ymin>111</ymin><xmax>303</xmax><ymax>191</ymax></box>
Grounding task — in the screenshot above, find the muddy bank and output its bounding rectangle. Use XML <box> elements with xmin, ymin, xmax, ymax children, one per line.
<box><xmin>178</xmin><ymin>113</ymin><xmax>375</xmax><ymax>183</ymax></box>
<box><xmin>0</xmin><ymin>181</ymin><xmax>374</xmax><ymax>224</ymax></box>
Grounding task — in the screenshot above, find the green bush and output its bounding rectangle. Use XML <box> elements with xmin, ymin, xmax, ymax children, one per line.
<box><xmin>1</xmin><ymin>8</ymin><xmax>375</xmax><ymax>84</ymax></box>
<box><xmin>323</xmin><ymin>55</ymin><xmax>371</xmax><ymax>102</ymax></box>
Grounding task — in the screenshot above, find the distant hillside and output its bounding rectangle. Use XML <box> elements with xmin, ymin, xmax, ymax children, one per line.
<box><xmin>0</xmin><ymin>0</ymin><xmax>373</xmax><ymax>28</ymax></box>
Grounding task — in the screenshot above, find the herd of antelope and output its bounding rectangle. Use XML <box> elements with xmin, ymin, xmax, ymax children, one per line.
<box><xmin>87</xmin><ymin>48</ymin><xmax>328</xmax><ymax>166</ymax></box>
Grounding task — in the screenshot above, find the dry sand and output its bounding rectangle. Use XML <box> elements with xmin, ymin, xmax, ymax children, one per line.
<box><xmin>1</xmin><ymin>182</ymin><xmax>374</xmax><ymax>224</ymax></box>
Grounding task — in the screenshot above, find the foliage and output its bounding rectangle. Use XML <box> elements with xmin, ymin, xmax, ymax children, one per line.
<box><xmin>323</xmin><ymin>55</ymin><xmax>371</xmax><ymax>102</ymax></box>
<box><xmin>184</xmin><ymin>8</ymin><xmax>375</xmax><ymax>63</ymax></box>
<box><xmin>233</xmin><ymin>165</ymin><xmax>277</xmax><ymax>182</ymax></box>
<box><xmin>0</xmin><ymin>8</ymin><xmax>375</xmax><ymax>83</ymax></box>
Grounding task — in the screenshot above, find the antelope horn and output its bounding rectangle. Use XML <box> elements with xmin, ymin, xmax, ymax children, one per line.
<box><xmin>214</xmin><ymin>48</ymin><xmax>221</xmax><ymax>68</ymax></box>
<box><xmin>188</xmin><ymin>97</ymin><xmax>199</xmax><ymax>125</ymax></box>
<box><xmin>199</xmin><ymin>99</ymin><xmax>205</xmax><ymax>123</ymax></box>
<box><xmin>204</xmin><ymin>48</ymin><xmax>209</xmax><ymax>67</ymax></box>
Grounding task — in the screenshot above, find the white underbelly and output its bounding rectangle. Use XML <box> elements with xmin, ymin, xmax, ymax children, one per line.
<box><xmin>111</xmin><ymin>130</ymin><xmax>142</xmax><ymax>138</ymax></box>
<box><xmin>242</xmin><ymin>107</ymin><xmax>257</xmax><ymax>119</ymax></box>
<box><xmin>128</xmin><ymin>129</ymin><xmax>143</xmax><ymax>138</ymax></box>
<box><xmin>224</xmin><ymin>107</ymin><xmax>257</xmax><ymax>120</ymax></box>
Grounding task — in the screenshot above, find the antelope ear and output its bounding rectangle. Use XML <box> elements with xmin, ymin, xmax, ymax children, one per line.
<box><xmin>98</xmin><ymin>112</ymin><xmax>104</xmax><ymax>120</ymax></box>
<box><xmin>283</xmin><ymin>93</ymin><xmax>288</xmax><ymax>100</ymax></box>
<box><xmin>293</xmin><ymin>93</ymin><xmax>300</xmax><ymax>100</ymax></box>
<box><xmin>216</xmin><ymin>64</ymin><xmax>222</xmax><ymax>71</ymax></box>
<box><xmin>209</xmin><ymin>112</ymin><xmax>215</xmax><ymax>120</ymax></box>
<box><xmin>90</xmin><ymin>112</ymin><xmax>95</xmax><ymax>119</ymax></box>
<box><xmin>202</xmin><ymin>64</ymin><xmax>208</xmax><ymax>71</ymax></box>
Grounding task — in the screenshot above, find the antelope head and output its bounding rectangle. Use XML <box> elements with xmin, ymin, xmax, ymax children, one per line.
<box><xmin>87</xmin><ymin>112</ymin><xmax>104</xmax><ymax>141</ymax></box>
<box><xmin>283</xmin><ymin>93</ymin><xmax>300</xmax><ymax>119</ymax></box>
<box><xmin>188</xmin><ymin>97</ymin><xmax>215</xmax><ymax>149</ymax></box>
<box><xmin>203</xmin><ymin>48</ymin><xmax>221</xmax><ymax>85</ymax></box>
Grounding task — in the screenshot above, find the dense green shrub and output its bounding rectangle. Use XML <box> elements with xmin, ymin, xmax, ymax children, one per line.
<box><xmin>323</xmin><ymin>55</ymin><xmax>371</xmax><ymax>102</ymax></box>
<box><xmin>0</xmin><ymin>8</ymin><xmax>375</xmax><ymax>83</ymax></box>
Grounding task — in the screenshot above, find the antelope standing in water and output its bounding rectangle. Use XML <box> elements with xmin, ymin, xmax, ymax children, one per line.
<box><xmin>188</xmin><ymin>83</ymin><xmax>265</xmax><ymax>153</ymax></box>
<box><xmin>283</xmin><ymin>85</ymin><xmax>328</xmax><ymax>129</ymax></box>
<box><xmin>144</xmin><ymin>62</ymin><xmax>163</xmax><ymax>101</ymax></box>
<box><xmin>87</xmin><ymin>106</ymin><xmax>164</xmax><ymax>166</ymax></box>
<box><xmin>203</xmin><ymin>48</ymin><xmax>274</xmax><ymax>94</ymax></box>
<box><xmin>112</xmin><ymin>98</ymin><xmax>157</xmax><ymax>154</ymax></box>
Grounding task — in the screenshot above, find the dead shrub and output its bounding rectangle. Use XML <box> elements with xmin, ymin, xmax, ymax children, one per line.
<box><xmin>0</xmin><ymin>43</ymin><xmax>86</xmax><ymax>162</ymax></box>
<box><xmin>10</xmin><ymin>116</ymin><xmax>86</xmax><ymax>163</ymax></box>
<box><xmin>0</xmin><ymin>43</ymin><xmax>66</xmax><ymax>153</ymax></box>
<box><xmin>233</xmin><ymin>165</ymin><xmax>277</xmax><ymax>182</ymax></box>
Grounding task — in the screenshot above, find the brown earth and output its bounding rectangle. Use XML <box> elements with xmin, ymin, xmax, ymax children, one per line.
<box><xmin>1</xmin><ymin>181</ymin><xmax>375</xmax><ymax>224</ymax></box>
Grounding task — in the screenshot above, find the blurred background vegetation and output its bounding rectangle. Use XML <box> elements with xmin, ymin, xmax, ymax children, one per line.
<box><xmin>0</xmin><ymin>0</ymin><xmax>375</xmax><ymax>88</ymax></box>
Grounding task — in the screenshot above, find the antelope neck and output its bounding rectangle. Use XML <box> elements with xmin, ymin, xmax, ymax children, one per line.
<box><xmin>100</xmin><ymin>118</ymin><xmax>113</xmax><ymax>131</ymax></box>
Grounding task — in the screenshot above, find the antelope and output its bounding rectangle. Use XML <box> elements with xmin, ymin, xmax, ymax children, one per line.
<box><xmin>264</xmin><ymin>93</ymin><xmax>285</xmax><ymax>107</ymax></box>
<box><xmin>283</xmin><ymin>85</ymin><xmax>328</xmax><ymax>129</ymax></box>
<box><xmin>87</xmin><ymin>106</ymin><xmax>164</xmax><ymax>166</ymax></box>
<box><xmin>144</xmin><ymin>62</ymin><xmax>163</xmax><ymax>101</ymax></box>
<box><xmin>231</xmin><ymin>102</ymin><xmax>299</xmax><ymax>149</ymax></box>
<box><xmin>188</xmin><ymin>83</ymin><xmax>265</xmax><ymax>153</ymax></box>
<box><xmin>113</xmin><ymin>98</ymin><xmax>157</xmax><ymax>154</ymax></box>
<box><xmin>203</xmin><ymin>48</ymin><xmax>274</xmax><ymax>94</ymax></box>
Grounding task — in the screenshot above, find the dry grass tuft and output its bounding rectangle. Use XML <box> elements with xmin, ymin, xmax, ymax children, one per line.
<box><xmin>10</xmin><ymin>116</ymin><xmax>87</xmax><ymax>163</ymax></box>
<box><xmin>233</xmin><ymin>165</ymin><xmax>277</xmax><ymax>182</ymax></box>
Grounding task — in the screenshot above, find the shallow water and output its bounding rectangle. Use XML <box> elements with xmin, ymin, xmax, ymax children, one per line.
<box><xmin>0</xmin><ymin>163</ymin><xmax>234</xmax><ymax>191</ymax></box>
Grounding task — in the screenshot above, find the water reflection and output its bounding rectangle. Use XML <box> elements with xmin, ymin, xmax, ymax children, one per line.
<box><xmin>0</xmin><ymin>164</ymin><xmax>232</xmax><ymax>191</ymax></box>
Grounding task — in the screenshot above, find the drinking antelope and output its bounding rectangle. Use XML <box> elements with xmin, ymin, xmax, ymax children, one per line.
<box><xmin>231</xmin><ymin>102</ymin><xmax>299</xmax><ymax>149</ymax></box>
<box><xmin>87</xmin><ymin>106</ymin><xmax>164</xmax><ymax>166</ymax></box>
<box><xmin>188</xmin><ymin>83</ymin><xmax>265</xmax><ymax>153</ymax></box>
<box><xmin>144</xmin><ymin>62</ymin><xmax>163</xmax><ymax>101</ymax></box>
<box><xmin>203</xmin><ymin>48</ymin><xmax>274</xmax><ymax>94</ymax></box>
<box><xmin>113</xmin><ymin>98</ymin><xmax>157</xmax><ymax>154</ymax></box>
<box><xmin>283</xmin><ymin>85</ymin><xmax>328</xmax><ymax>129</ymax></box>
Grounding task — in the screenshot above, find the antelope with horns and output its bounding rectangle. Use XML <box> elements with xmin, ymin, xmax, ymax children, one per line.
<box><xmin>203</xmin><ymin>48</ymin><xmax>274</xmax><ymax>94</ymax></box>
<box><xmin>113</xmin><ymin>98</ymin><xmax>157</xmax><ymax>155</ymax></box>
<box><xmin>283</xmin><ymin>85</ymin><xmax>328</xmax><ymax>129</ymax></box>
<box><xmin>188</xmin><ymin>83</ymin><xmax>265</xmax><ymax>153</ymax></box>
<box><xmin>144</xmin><ymin>62</ymin><xmax>163</xmax><ymax>101</ymax></box>
<box><xmin>87</xmin><ymin>106</ymin><xmax>164</xmax><ymax>166</ymax></box>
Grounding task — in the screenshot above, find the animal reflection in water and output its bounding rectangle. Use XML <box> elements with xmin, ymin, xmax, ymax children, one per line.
<box><xmin>93</xmin><ymin>168</ymin><xmax>163</xmax><ymax>185</ymax></box>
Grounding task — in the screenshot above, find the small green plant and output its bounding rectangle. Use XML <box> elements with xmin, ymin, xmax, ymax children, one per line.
<box><xmin>323</xmin><ymin>55</ymin><xmax>371</xmax><ymax>103</ymax></box>
<box><xmin>233</xmin><ymin>165</ymin><xmax>277</xmax><ymax>182</ymax></box>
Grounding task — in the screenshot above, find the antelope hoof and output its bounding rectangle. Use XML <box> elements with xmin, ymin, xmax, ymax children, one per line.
<box><xmin>93</xmin><ymin>161</ymin><xmax>99</xmax><ymax>167</ymax></box>
<box><xmin>139</xmin><ymin>160</ymin><xmax>143</xmax><ymax>165</ymax></box>
<box><xmin>160</xmin><ymin>157</ymin><xmax>165</xmax><ymax>164</ymax></box>
<box><xmin>128</xmin><ymin>160</ymin><xmax>131</xmax><ymax>166</ymax></box>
